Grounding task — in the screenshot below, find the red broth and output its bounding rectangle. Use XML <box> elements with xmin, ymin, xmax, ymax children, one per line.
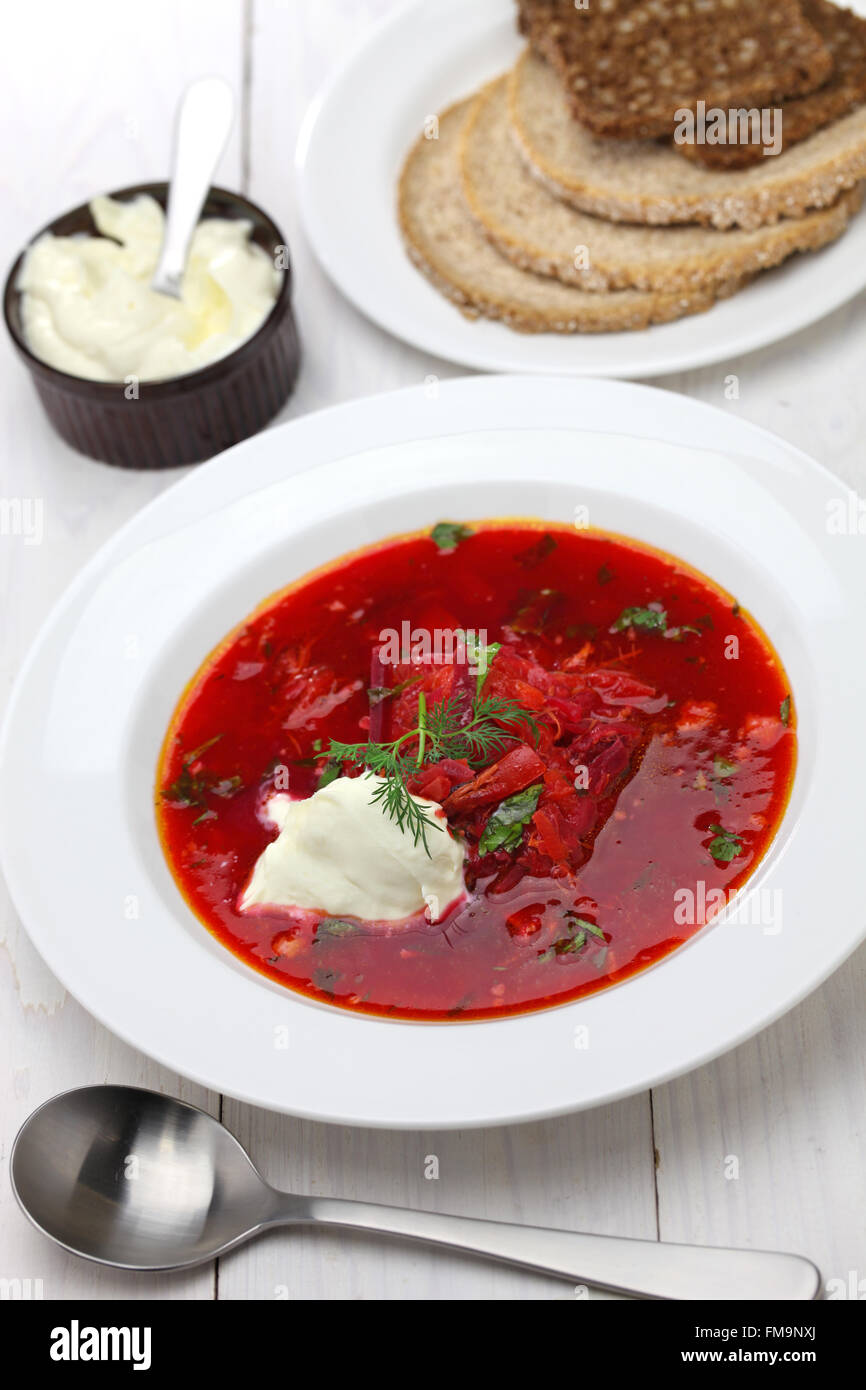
<box><xmin>156</xmin><ymin>522</ymin><xmax>795</xmax><ymax>1021</ymax></box>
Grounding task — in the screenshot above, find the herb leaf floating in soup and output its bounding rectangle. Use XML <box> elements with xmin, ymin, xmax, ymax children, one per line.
<box><xmin>430</xmin><ymin>521</ymin><xmax>473</xmax><ymax>552</ymax></box>
<box><xmin>707</xmin><ymin>824</ymin><xmax>744</xmax><ymax>863</ymax></box>
<box><xmin>610</xmin><ymin>603</ymin><xmax>668</xmax><ymax>633</ymax></box>
<box><xmin>478</xmin><ymin>783</ymin><xmax>543</xmax><ymax>856</ymax></box>
<box><xmin>316</xmin><ymin>918</ymin><xmax>360</xmax><ymax>939</ymax></box>
<box><xmin>156</xmin><ymin>522</ymin><xmax>796</xmax><ymax>1021</ymax></box>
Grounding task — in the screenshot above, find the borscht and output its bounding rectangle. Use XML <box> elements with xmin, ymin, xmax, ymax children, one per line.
<box><xmin>157</xmin><ymin>521</ymin><xmax>795</xmax><ymax>1021</ymax></box>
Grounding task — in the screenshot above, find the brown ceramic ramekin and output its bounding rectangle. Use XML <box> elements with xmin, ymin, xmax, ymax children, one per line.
<box><xmin>3</xmin><ymin>182</ymin><xmax>300</xmax><ymax>469</ymax></box>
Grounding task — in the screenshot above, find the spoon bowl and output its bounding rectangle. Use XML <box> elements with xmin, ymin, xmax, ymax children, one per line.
<box><xmin>11</xmin><ymin>1086</ymin><xmax>274</xmax><ymax>1269</ymax></box>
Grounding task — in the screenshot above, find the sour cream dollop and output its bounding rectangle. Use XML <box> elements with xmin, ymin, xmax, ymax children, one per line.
<box><xmin>17</xmin><ymin>194</ymin><xmax>281</xmax><ymax>382</ymax></box>
<box><xmin>240</xmin><ymin>776</ymin><xmax>465</xmax><ymax>924</ymax></box>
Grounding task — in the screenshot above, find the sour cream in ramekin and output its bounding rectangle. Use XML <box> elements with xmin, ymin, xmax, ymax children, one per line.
<box><xmin>17</xmin><ymin>193</ymin><xmax>281</xmax><ymax>383</ymax></box>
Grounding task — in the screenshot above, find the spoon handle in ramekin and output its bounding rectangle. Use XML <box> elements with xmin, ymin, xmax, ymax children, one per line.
<box><xmin>151</xmin><ymin>77</ymin><xmax>234</xmax><ymax>298</ymax></box>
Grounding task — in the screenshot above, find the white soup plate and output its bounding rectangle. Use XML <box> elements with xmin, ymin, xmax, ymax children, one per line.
<box><xmin>1</xmin><ymin>375</ymin><xmax>864</xmax><ymax>1127</ymax></box>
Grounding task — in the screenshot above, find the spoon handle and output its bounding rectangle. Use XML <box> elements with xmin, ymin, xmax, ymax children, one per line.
<box><xmin>151</xmin><ymin>77</ymin><xmax>235</xmax><ymax>298</ymax></box>
<box><xmin>274</xmin><ymin>1195</ymin><xmax>820</xmax><ymax>1300</ymax></box>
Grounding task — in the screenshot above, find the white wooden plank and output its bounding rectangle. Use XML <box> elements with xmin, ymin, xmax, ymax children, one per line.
<box><xmin>653</xmin><ymin>945</ymin><xmax>866</xmax><ymax>1295</ymax></box>
<box><xmin>651</xmin><ymin>294</ymin><xmax>866</xmax><ymax>1290</ymax></box>
<box><xmin>647</xmin><ymin>293</ymin><xmax>866</xmax><ymax>490</ymax></box>
<box><xmin>218</xmin><ymin>1096</ymin><xmax>656</xmax><ymax>1299</ymax></box>
<box><xmin>243</xmin><ymin>0</ymin><xmax>464</xmax><ymax>425</ymax></box>
<box><xmin>1</xmin><ymin>0</ymin><xmax>245</xmax><ymax>251</ymax></box>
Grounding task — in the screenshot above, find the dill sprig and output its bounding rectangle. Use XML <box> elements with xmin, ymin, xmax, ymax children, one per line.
<box><xmin>327</xmin><ymin>687</ymin><xmax>539</xmax><ymax>855</ymax></box>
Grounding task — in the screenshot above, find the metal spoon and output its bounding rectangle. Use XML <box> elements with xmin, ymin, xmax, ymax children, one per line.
<box><xmin>150</xmin><ymin>77</ymin><xmax>235</xmax><ymax>299</ymax></box>
<box><xmin>11</xmin><ymin>1086</ymin><xmax>820</xmax><ymax>1299</ymax></box>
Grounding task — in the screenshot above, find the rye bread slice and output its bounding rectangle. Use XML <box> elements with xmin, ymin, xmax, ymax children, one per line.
<box><xmin>398</xmin><ymin>98</ymin><xmax>747</xmax><ymax>334</ymax></box>
<box><xmin>510</xmin><ymin>48</ymin><xmax>866</xmax><ymax>228</ymax></box>
<box><xmin>516</xmin><ymin>0</ymin><xmax>832</xmax><ymax>139</ymax></box>
<box><xmin>679</xmin><ymin>0</ymin><xmax>866</xmax><ymax>170</ymax></box>
<box><xmin>461</xmin><ymin>76</ymin><xmax>863</xmax><ymax>292</ymax></box>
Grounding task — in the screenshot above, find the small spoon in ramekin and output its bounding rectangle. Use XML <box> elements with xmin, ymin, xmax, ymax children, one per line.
<box><xmin>150</xmin><ymin>76</ymin><xmax>234</xmax><ymax>298</ymax></box>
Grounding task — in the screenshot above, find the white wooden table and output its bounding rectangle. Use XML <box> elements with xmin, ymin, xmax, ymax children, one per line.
<box><xmin>1</xmin><ymin>0</ymin><xmax>864</xmax><ymax>1302</ymax></box>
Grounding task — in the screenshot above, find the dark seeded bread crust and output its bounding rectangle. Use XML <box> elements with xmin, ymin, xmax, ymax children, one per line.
<box><xmin>510</xmin><ymin>48</ymin><xmax>866</xmax><ymax>228</ymax></box>
<box><xmin>517</xmin><ymin>0</ymin><xmax>833</xmax><ymax>139</ymax></box>
<box><xmin>679</xmin><ymin>0</ymin><xmax>866</xmax><ymax>169</ymax></box>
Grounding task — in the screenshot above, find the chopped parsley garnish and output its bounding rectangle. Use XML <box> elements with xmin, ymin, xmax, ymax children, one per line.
<box><xmin>610</xmin><ymin>603</ymin><xmax>702</xmax><ymax>642</ymax></box>
<box><xmin>713</xmin><ymin>755</ymin><xmax>737</xmax><ymax>779</ymax></box>
<box><xmin>317</xmin><ymin>761</ymin><xmax>340</xmax><ymax>789</ymax></box>
<box><xmin>516</xmin><ymin>532</ymin><xmax>557</xmax><ymax>568</ymax></box>
<box><xmin>457</xmin><ymin>631</ymin><xmax>502</xmax><ymax>699</ymax></box>
<box><xmin>610</xmin><ymin>604</ymin><xmax>668</xmax><ymax>633</ymax></box>
<box><xmin>539</xmin><ymin>914</ymin><xmax>605</xmax><ymax>961</ymax></box>
<box><xmin>162</xmin><ymin>764</ymin><xmax>211</xmax><ymax>808</ymax></box>
<box><xmin>511</xmin><ymin>589</ymin><xmax>561</xmax><ymax>635</ymax></box>
<box><xmin>162</xmin><ymin>737</ymin><xmax>242</xmax><ymax>820</ymax></box>
<box><xmin>566</xmin><ymin>914</ymin><xmax>604</xmax><ymax>941</ymax></box>
<box><xmin>430</xmin><ymin>521</ymin><xmax>473</xmax><ymax>552</ymax></box>
<box><xmin>316</xmin><ymin>918</ymin><xmax>359</xmax><ymax>939</ymax></box>
<box><xmin>367</xmin><ymin>676</ymin><xmax>419</xmax><ymax>706</ymax></box>
<box><xmin>707</xmin><ymin>823</ymin><xmax>743</xmax><ymax>863</ymax></box>
<box><xmin>312</xmin><ymin>967</ymin><xmax>341</xmax><ymax>996</ymax></box>
<box><xmin>185</xmin><ymin>734</ymin><xmax>224</xmax><ymax>760</ymax></box>
<box><xmin>447</xmin><ymin>995</ymin><xmax>473</xmax><ymax>1017</ymax></box>
<box><xmin>610</xmin><ymin>603</ymin><xmax>702</xmax><ymax>641</ymax></box>
<box><xmin>478</xmin><ymin>782</ymin><xmax>543</xmax><ymax>856</ymax></box>
<box><xmin>780</xmin><ymin>695</ymin><xmax>791</xmax><ymax>726</ymax></box>
<box><xmin>708</xmin><ymin>755</ymin><xmax>737</xmax><ymax>805</ymax></box>
<box><xmin>551</xmin><ymin>930</ymin><xmax>586</xmax><ymax>957</ymax></box>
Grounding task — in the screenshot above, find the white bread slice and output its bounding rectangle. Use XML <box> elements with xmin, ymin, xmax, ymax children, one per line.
<box><xmin>461</xmin><ymin>75</ymin><xmax>863</xmax><ymax>292</ymax></box>
<box><xmin>398</xmin><ymin>98</ymin><xmax>747</xmax><ymax>334</ymax></box>
<box><xmin>510</xmin><ymin>48</ymin><xmax>866</xmax><ymax>230</ymax></box>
